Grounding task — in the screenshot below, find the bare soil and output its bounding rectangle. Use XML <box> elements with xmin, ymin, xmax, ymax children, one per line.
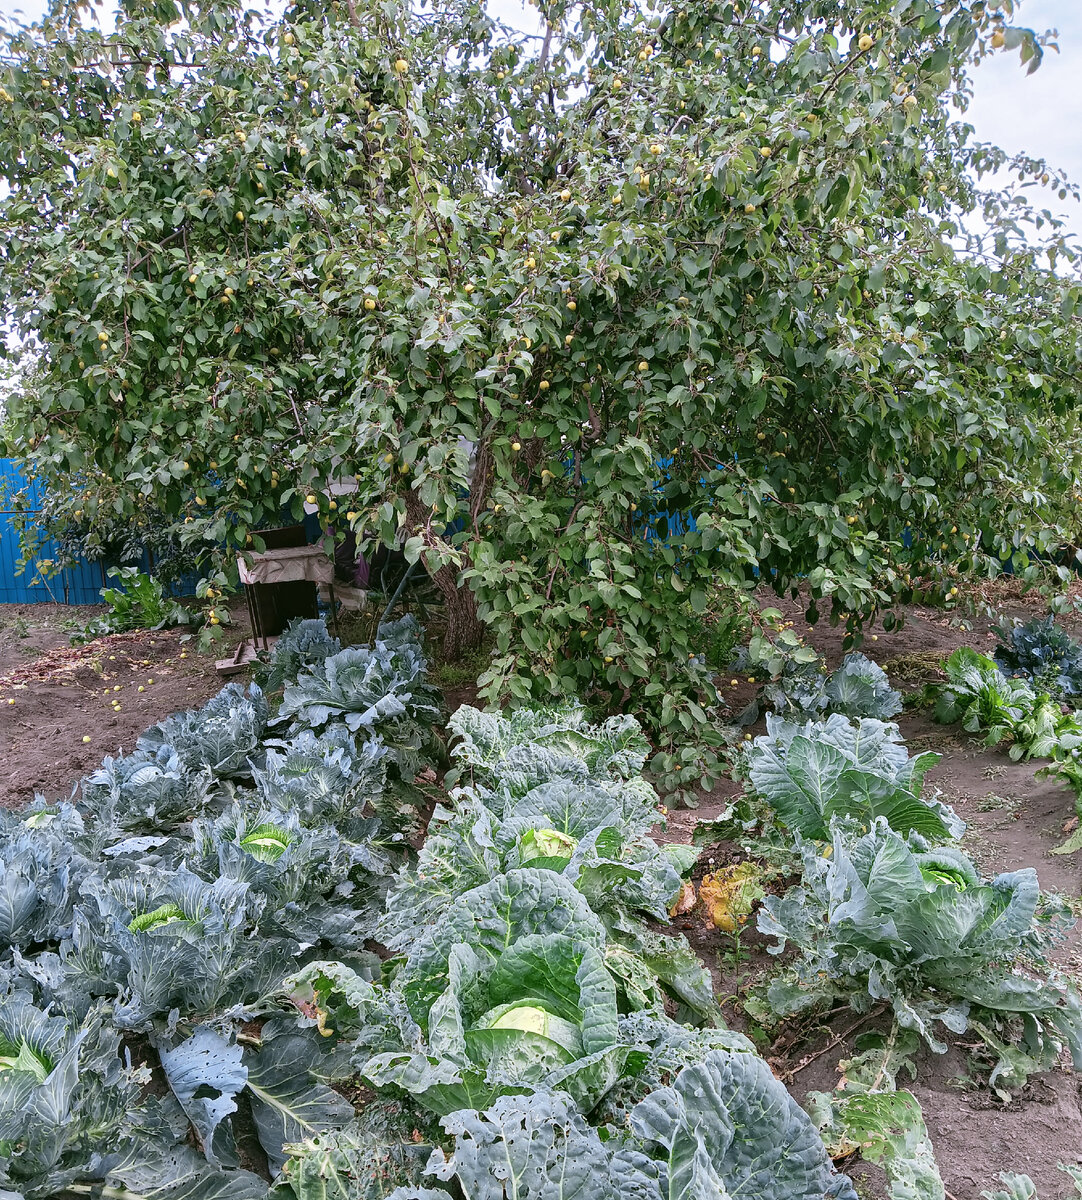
<box><xmin>0</xmin><ymin>603</ymin><xmax>249</xmax><ymax>810</ymax></box>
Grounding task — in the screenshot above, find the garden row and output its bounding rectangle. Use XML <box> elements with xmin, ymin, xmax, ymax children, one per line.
<box><xmin>1</xmin><ymin>616</ymin><xmax>1080</xmax><ymax>1199</ymax></box>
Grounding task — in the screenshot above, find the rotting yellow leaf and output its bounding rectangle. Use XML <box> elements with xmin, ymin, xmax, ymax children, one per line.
<box><xmin>698</xmin><ymin>862</ymin><xmax>765</xmax><ymax>933</ymax></box>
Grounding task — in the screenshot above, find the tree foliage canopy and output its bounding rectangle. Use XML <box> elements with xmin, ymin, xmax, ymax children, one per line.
<box><xmin>1</xmin><ymin>0</ymin><xmax>1081</xmax><ymax>794</ymax></box>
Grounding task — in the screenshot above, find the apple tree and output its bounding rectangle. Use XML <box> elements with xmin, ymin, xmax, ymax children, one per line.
<box><xmin>1</xmin><ymin>0</ymin><xmax>1080</xmax><ymax>798</ymax></box>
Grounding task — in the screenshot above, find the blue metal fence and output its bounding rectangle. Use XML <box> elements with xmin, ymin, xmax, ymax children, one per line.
<box><xmin>0</xmin><ymin>459</ymin><xmax>203</xmax><ymax>605</ymax></box>
<box><xmin>0</xmin><ymin>460</ymin><xmax>110</xmax><ymax>604</ymax></box>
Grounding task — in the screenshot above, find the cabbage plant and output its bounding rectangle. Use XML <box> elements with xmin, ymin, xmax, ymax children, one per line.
<box><xmin>253</xmin><ymin>727</ymin><xmax>389</xmax><ymax>823</ymax></box>
<box><xmin>368</xmin><ymin>1050</ymin><xmax>858</xmax><ymax>1200</ymax></box>
<box><xmin>138</xmin><ymin>683</ymin><xmax>270</xmax><ymax>779</ymax></box>
<box><xmin>258</xmin><ymin>617</ymin><xmax>342</xmax><ymax>695</ymax></box>
<box><xmin>758</xmin><ymin>819</ymin><xmax>1082</xmax><ymax>1092</ymax></box>
<box><xmin>0</xmin><ymin>994</ymin><xmax>140</xmax><ymax>1199</ymax></box>
<box><xmin>364</xmin><ymin>931</ymin><xmax>631</xmax><ymax>1115</ymax></box>
<box><xmin>747</xmin><ymin>714</ymin><xmax>961</xmax><ymax>841</ymax></box>
<box><xmin>995</xmin><ymin>615</ymin><xmax>1082</xmax><ymax>699</ymax></box>
<box><xmin>275</xmin><ymin>620</ymin><xmax>442</xmax><ymax>778</ymax></box>
<box><xmin>81</xmin><ymin>745</ymin><xmax>217</xmax><ymax>834</ymax></box>
<box><xmin>62</xmin><ymin>865</ymin><xmax>293</xmax><ymax>1029</ymax></box>
<box><xmin>447</xmin><ymin>704</ymin><xmax>651</xmax><ymax>797</ymax></box>
<box><xmin>824</xmin><ymin>653</ymin><xmax>903</xmax><ymax>720</ymax></box>
<box><xmin>0</xmin><ymin>808</ymin><xmax>91</xmax><ymax>952</ymax></box>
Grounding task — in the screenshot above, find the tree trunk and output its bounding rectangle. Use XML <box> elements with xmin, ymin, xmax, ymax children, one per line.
<box><xmin>440</xmin><ymin>572</ymin><xmax>485</xmax><ymax>660</ymax></box>
<box><xmin>401</xmin><ymin>483</ymin><xmax>485</xmax><ymax>661</ymax></box>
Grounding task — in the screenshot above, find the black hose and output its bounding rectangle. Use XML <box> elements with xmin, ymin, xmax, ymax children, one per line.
<box><xmin>378</xmin><ymin>557</ymin><xmax>420</xmax><ymax>628</ymax></box>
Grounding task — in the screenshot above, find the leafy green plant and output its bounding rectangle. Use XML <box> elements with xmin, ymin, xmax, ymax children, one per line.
<box><xmin>746</xmin><ymin>714</ymin><xmax>960</xmax><ymax>841</ymax></box>
<box><xmin>807</xmin><ymin>1027</ymin><xmax>944</xmax><ymax>1200</ymax></box>
<box><xmin>981</xmin><ymin>1166</ymin><xmax>1082</xmax><ymax>1200</ymax></box>
<box><xmin>371</xmin><ymin>1051</ymin><xmax>859</xmax><ymax>1200</ymax></box>
<box><xmin>810</xmin><ymin>1089</ymin><xmax>944</xmax><ymax>1200</ymax></box>
<box><xmin>995</xmin><ymin>616</ymin><xmax>1082</xmax><ymax>699</ymax></box>
<box><xmin>0</xmin><ymin>993</ymin><xmax>142</xmax><ymax>1199</ymax></box>
<box><xmin>364</xmin><ymin>928</ymin><xmax>632</xmax><ymax>1116</ymax></box>
<box><xmin>189</xmin><ymin>798</ymin><xmax>396</xmax><ymax>950</ymax></box>
<box><xmin>1041</xmin><ymin>757</ymin><xmax>1082</xmax><ymax>856</ymax></box>
<box><xmin>381</xmin><ymin>792</ymin><xmax>684</xmax><ymax>947</ymax></box>
<box><xmin>736</xmin><ymin>634</ymin><xmax>901</xmax><ymax>725</ymax></box>
<box><xmin>81</xmin><ymin>745</ymin><xmax>216</xmax><ymax>833</ymax></box>
<box><xmin>139</xmin><ymin>683</ymin><xmax>270</xmax><ymax>779</ymax></box>
<box><xmin>256</xmin><ymin>618</ymin><xmax>342</xmax><ymax>696</ymax></box>
<box><xmin>275</xmin><ymin>617</ymin><xmax>442</xmax><ymax>778</ymax></box>
<box><xmin>732</xmin><ymin>624</ymin><xmax>829</xmax><ymax>720</ymax></box>
<box><xmin>758</xmin><ymin>818</ymin><xmax>1082</xmax><ymax>1095</ymax></box>
<box><xmin>825</xmin><ymin>654</ymin><xmax>903</xmax><ymax>721</ymax></box>
<box><xmin>1008</xmin><ymin>697</ymin><xmax>1082</xmax><ymax>763</ymax></box>
<box><xmin>72</xmin><ymin>566</ymin><xmax>193</xmax><ymax>644</ymax></box>
<box><xmin>0</xmin><ymin>614</ymin><xmax>445</xmax><ymax>1198</ymax></box>
<box><xmin>0</xmin><ymin>806</ymin><xmax>90</xmax><ymax>951</ymax></box>
<box><xmin>254</xmin><ymin>727</ymin><xmax>389</xmax><ymax>823</ymax></box>
<box><xmin>447</xmin><ymin>704</ymin><xmax>652</xmax><ymax>798</ymax></box>
<box><xmin>926</xmin><ymin>648</ymin><xmax>1036</xmax><ymax>747</ymax></box>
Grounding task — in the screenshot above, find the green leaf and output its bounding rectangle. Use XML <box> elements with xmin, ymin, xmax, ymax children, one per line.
<box><xmin>244</xmin><ymin>1032</ymin><xmax>355</xmax><ymax>1175</ymax></box>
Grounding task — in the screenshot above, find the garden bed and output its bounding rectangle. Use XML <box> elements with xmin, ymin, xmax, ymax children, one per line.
<box><xmin>2</xmin><ymin>589</ymin><xmax>1082</xmax><ymax>1198</ymax></box>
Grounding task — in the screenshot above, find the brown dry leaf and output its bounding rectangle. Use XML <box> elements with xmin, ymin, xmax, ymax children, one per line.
<box><xmin>668</xmin><ymin>880</ymin><xmax>697</xmax><ymax>917</ymax></box>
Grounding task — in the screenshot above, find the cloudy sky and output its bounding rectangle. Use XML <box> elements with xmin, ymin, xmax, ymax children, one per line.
<box><xmin>2</xmin><ymin>0</ymin><xmax>1080</xmax><ymax>239</ymax></box>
